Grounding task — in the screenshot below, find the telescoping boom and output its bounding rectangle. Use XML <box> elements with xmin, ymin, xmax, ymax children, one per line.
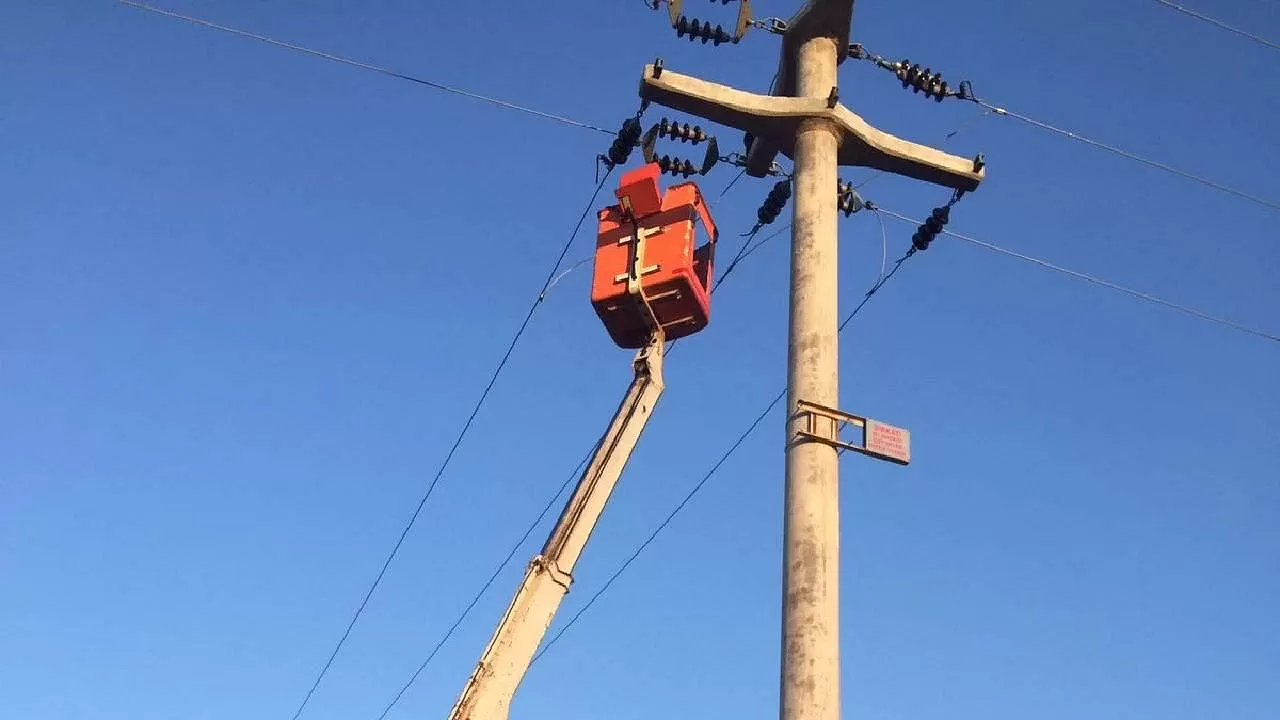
<box><xmin>448</xmin><ymin>161</ymin><xmax>719</xmax><ymax>720</ymax></box>
<box><xmin>447</xmin><ymin>334</ymin><xmax>664</xmax><ymax>720</ymax></box>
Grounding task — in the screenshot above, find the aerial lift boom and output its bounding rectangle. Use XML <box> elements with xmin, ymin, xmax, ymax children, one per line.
<box><xmin>447</xmin><ymin>332</ymin><xmax>666</xmax><ymax>720</ymax></box>
<box><xmin>449</xmin><ymin>159</ymin><xmax>716</xmax><ymax>720</ymax></box>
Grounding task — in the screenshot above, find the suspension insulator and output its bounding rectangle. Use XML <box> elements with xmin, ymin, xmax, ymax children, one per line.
<box><xmin>912</xmin><ymin>205</ymin><xmax>950</xmax><ymax>251</ymax></box>
<box><xmin>657</xmin><ymin>117</ymin><xmax>711</xmax><ymax>145</ymax></box>
<box><xmin>895</xmin><ymin>59</ymin><xmax>949</xmax><ymax>102</ymax></box>
<box><xmin>675</xmin><ymin>15</ymin><xmax>737</xmax><ymax>45</ymax></box>
<box><xmin>642</xmin><ymin>119</ymin><xmax>721</xmax><ymax>176</ymax></box>
<box><xmin>605</xmin><ymin>117</ymin><xmax>644</xmax><ymax>168</ymax></box>
<box><xmin>756</xmin><ymin>180</ymin><xmax>792</xmax><ymax>226</ymax></box>
<box><xmin>652</xmin><ymin>154</ymin><xmax>698</xmax><ymax>178</ymax></box>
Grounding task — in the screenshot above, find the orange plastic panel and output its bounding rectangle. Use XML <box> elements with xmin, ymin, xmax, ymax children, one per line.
<box><xmin>614</xmin><ymin>162</ymin><xmax>662</xmax><ymax>218</ymax></box>
<box><xmin>591</xmin><ymin>164</ymin><xmax>718</xmax><ymax>349</ymax></box>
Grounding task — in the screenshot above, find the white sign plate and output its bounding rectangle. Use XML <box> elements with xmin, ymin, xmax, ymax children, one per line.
<box><xmin>865</xmin><ymin>419</ymin><xmax>911</xmax><ymax>465</ymax></box>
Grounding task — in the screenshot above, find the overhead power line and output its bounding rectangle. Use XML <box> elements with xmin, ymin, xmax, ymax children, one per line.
<box><xmin>966</xmin><ymin>97</ymin><xmax>1280</xmax><ymax>213</ymax></box>
<box><xmin>372</xmin><ymin>212</ymin><xmax>791</xmax><ymax>717</ymax></box>
<box><xmin>117</xmin><ymin>0</ymin><xmax>615</xmax><ymax>135</ymax></box>
<box><xmin>284</xmin><ymin>170</ymin><xmax>615</xmax><ymax>720</ymax></box>
<box><xmin>530</xmin><ymin>239</ymin><xmax>923</xmax><ymax>661</ymax></box>
<box><xmin>371</xmin><ymin>445</ymin><xmax>597</xmax><ymax>720</ymax></box>
<box><xmin>853</xmin><ymin>50</ymin><xmax>1280</xmax><ymax>213</ymax></box>
<box><xmin>477</xmin><ymin>204</ymin><xmax>1280</xmax><ymax>665</ymax></box>
<box><xmin>1152</xmin><ymin>0</ymin><xmax>1280</xmax><ymax>51</ymax></box>
<box><xmin>871</xmin><ymin>207</ymin><xmax>1280</xmax><ymax>344</ymax></box>
<box><xmin>533</xmin><ymin>388</ymin><xmax>786</xmax><ymax>662</ymax></box>
<box><xmin>117</xmin><ymin>5</ymin><xmax>1278</xmax><ymax>709</ymax></box>
<box><xmin>124</xmin><ymin>0</ymin><xmax>1279</xmax><ymax>215</ymax></box>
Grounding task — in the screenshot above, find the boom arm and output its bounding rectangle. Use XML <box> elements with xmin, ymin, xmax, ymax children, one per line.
<box><xmin>448</xmin><ymin>333</ymin><xmax>666</xmax><ymax>720</ymax></box>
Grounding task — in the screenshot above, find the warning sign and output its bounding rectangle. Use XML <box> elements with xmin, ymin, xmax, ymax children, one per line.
<box><xmin>865</xmin><ymin>419</ymin><xmax>911</xmax><ymax>465</ymax></box>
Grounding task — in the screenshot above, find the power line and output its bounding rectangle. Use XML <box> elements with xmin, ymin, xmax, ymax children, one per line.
<box><xmin>1152</xmin><ymin>0</ymin><xmax>1280</xmax><ymax>51</ymax></box>
<box><xmin>117</xmin><ymin>0</ymin><xmax>615</xmax><ymax>135</ymax></box>
<box><xmin>853</xmin><ymin>51</ymin><xmax>1280</xmax><ymax>213</ymax></box>
<box><xmin>532</xmin><ymin>387</ymin><xmax>785</xmax><ymax>663</ymax></box>
<box><xmin>371</xmin><ymin>209</ymin><xmax>781</xmax><ymax>716</ymax></box>
<box><xmin>530</xmin><ymin>237</ymin><xmax>921</xmax><ymax>661</ymax></box>
<box><xmin>965</xmin><ymin>96</ymin><xmax>1280</xmax><ymax>213</ymax></box>
<box><xmin>872</xmin><ymin>207</ymin><xmax>1280</xmax><ymax>344</ymax></box>
<box><xmin>734</xmin><ymin>223</ymin><xmax>792</xmax><ymax>271</ymax></box>
<box><xmin>372</xmin><ymin>446</ymin><xmax>597</xmax><ymax>720</ymax></box>
<box><xmin>716</xmin><ymin>224</ymin><xmax>783</xmax><ymax>287</ymax></box>
<box><xmin>285</xmin><ymin>169</ymin><xmax>615</xmax><ymax>720</ymax></box>
<box><xmin>122</xmin><ymin>0</ymin><xmax>1279</xmax><ymax>217</ymax></box>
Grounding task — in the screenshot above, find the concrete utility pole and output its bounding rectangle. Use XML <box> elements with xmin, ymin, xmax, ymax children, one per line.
<box><xmin>780</xmin><ymin>21</ymin><xmax>845</xmax><ymax>720</ymax></box>
<box><xmin>640</xmin><ymin>4</ymin><xmax>984</xmax><ymax>720</ymax></box>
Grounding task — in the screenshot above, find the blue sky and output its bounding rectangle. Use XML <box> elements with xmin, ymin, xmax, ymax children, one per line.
<box><xmin>2</xmin><ymin>1</ymin><xmax>1278</xmax><ymax>719</ymax></box>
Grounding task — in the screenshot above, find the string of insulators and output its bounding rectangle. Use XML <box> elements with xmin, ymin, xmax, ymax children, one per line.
<box><xmin>912</xmin><ymin>205</ymin><xmax>950</xmax><ymax>251</ymax></box>
<box><xmin>654</xmin><ymin>155</ymin><xmax>700</xmax><ymax>178</ymax></box>
<box><xmin>757</xmin><ymin>180</ymin><xmax>792</xmax><ymax>226</ymax></box>
<box><xmin>675</xmin><ymin>16</ymin><xmax>737</xmax><ymax>45</ymax></box>
<box><xmin>893</xmin><ymin>59</ymin><xmax>949</xmax><ymax>101</ymax></box>
<box><xmin>655</xmin><ymin>117</ymin><xmax>711</xmax><ymax>145</ymax></box>
<box><xmin>604</xmin><ymin>117</ymin><xmax>644</xmax><ymax>168</ymax></box>
<box><xmin>664</xmin><ymin>0</ymin><xmax>753</xmax><ymax>45</ymax></box>
<box><xmin>642</xmin><ymin>117</ymin><xmax>721</xmax><ymax>177</ymax></box>
<box><xmin>837</xmin><ymin>180</ymin><xmax>865</xmax><ymax>217</ymax></box>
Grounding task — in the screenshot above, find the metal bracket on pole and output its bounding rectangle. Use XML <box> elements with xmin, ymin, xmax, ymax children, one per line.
<box><xmin>792</xmin><ymin>399</ymin><xmax>911</xmax><ymax>466</ymax></box>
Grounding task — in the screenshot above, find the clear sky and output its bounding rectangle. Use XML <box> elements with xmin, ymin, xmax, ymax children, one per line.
<box><xmin>3</xmin><ymin>2</ymin><xmax>1278</xmax><ymax>719</ymax></box>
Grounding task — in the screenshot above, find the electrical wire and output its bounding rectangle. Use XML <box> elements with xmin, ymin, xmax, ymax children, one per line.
<box><xmin>855</xmin><ymin>50</ymin><xmax>1278</xmax><ymax>212</ymax></box>
<box><xmin>531</xmin><ymin>232</ymin><xmax>921</xmax><ymax>661</ymax></box>
<box><xmin>966</xmin><ymin>97</ymin><xmax>1280</xmax><ymax>213</ymax></box>
<box><xmin>872</xmin><ymin>208</ymin><xmax>889</xmax><ymax>284</ymax></box>
<box><xmin>1152</xmin><ymin>0</ymin><xmax>1280</xmax><ymax>51</ymax></box>
<box><xmin>841</xmin><ymin>244</ymin><xmax>916</xmax><ymax>332</ymax></box>
<box><xmin>872</xmin><ymin>207</ymin><xmax>1280</xmax><ymax>344</ymax></box>
<box><xmin>285</xmin><ymin>169</ymin><xmax>615</xmax><ymax>720</ymax></box>
<box><xmin>121</xmin><ymin>0</ymin><xmax>1278</xmax><ymax>215</ymax></box>
<box><xmin>372</xmin><ymin>445</ymin><xmax>598</xmax><ymax>720</ymax></box>
<box><xmin>719</xmin><ymin>168</ymin><xmax>748</xmax><ymax>198</ymax></box>
<box><xmin>739</xmin><ymin>225</ymin><xmax>787</xmax><ymax>266</ymax></box>
<box><xmin>117</xmin><ymin>1</ymin><xmax>615</xmax><ymax>136</ymax></box>
<box><xmin>532</xmin><ymin>386</ymin><xmax>786</xmax><ymax>663</ymax></box>
<box><xmin>716</xmin><ymin>222</ymin><xmax>792</xmax><ymax>287</ymax></box>
<box><xmin>544</xmin><ymin>255</ymin><xmax>595</xmax><ymax>295</ymax></box>
<box><xmin>371</xmin><ymin>200</ymin><xmax>783</xmax><ymax>716</ymax></box>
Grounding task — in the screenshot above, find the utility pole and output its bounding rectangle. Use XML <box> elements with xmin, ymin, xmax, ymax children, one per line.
<box><xmin>779</xmin><ymin>17</ymin><xmax>845</xmax><ymax>720</ymax></box>
<box><xmin>640</xmin><ymin>4</ymin><xmax>985</xmax><ymax>720</ymax></box>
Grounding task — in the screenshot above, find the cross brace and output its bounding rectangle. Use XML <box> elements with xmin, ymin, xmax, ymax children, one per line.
<box><xmin>638</xmin><ymin>63</ymin><xmax>985</xmax><ymax>191</ymax></box>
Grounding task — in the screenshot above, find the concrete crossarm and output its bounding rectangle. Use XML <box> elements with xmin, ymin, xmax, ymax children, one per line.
<box><xmin>639</xmin><ymin>64</ymin><xmax>985</xmax><ymax>192</ymax></box>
